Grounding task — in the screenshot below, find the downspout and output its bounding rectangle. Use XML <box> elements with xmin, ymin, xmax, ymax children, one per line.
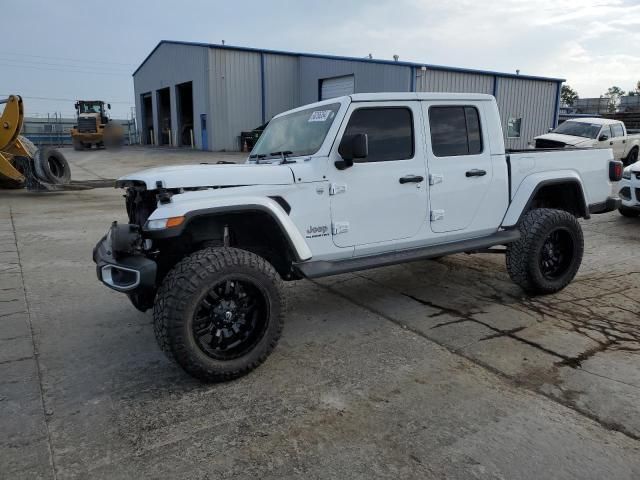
<box><xmin>552</xmin><ymin>81</ymin><xmax>562</xmax><ymax>128</ymax></box>
<box><xmin>410</xmin><ymin>66</ymin><xmax>415</xmax><ymax>92</ymax></box>
<box><xmin>260</xmin><ymin>53</ymin><xmax>266</xmax><ymax>124</ymax></box>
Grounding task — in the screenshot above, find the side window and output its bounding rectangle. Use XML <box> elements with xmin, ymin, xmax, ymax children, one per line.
<box><xmin>611</xmin><ymin>124</ymin><xmax>624</xmax><ymax>137</ymax></box>
<box><xmin>429</xmin><ymin>106</ymin><xmax>483</xmax><ymax>157</ymax></box>
<box><xmin>601</xmin><ymin>125</ymin><xmax>612</xmax><ymax>139</ymax></box>
<box><xmin>342</xmin><ymin>107</ymin><xmax>414</xmax><ymax>162</ymax></box>
<box><xmin>507</xmin><ymin>117</ymin><xmax>522</xmax><ymax>138</ymax></box>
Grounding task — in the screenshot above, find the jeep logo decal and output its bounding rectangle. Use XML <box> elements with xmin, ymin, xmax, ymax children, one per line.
<box><xmin>305</xmin><ymin>225</ymin><xmax>329</xmax><ymax>238</ymax></box>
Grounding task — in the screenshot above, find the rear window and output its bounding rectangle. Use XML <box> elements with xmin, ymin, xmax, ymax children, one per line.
<box><xmin>429</xmin><ymin>106</ymin><xmax>483</xmax><ymax>157</ymax></box>
<box><xmin>611</xmin><ymin>123</ymin><xmax>624</xmax><ymax>137</ymax></box>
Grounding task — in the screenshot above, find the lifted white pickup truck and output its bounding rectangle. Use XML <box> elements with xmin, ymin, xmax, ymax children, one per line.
<box><xmin>534</xmin><ymin>117</ymin><xmax>640</xmax><ymax>166</ymax></box>
<box><xmin>94</xmin><ymin>92</ymin><xmax>622</xmax><ymax>382</ymax></box>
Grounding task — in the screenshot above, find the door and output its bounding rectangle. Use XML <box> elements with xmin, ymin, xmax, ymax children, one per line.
<box><xmin>329</xmin><ymin>102</ymin><xmax>428</xmax><ymax>248</ymax></box>
<box><xmin>596</xmin><ymin>124</ymin><xmax>614</xmax><ymax>153</ymax></box>
<box><xmin>610</xmin><ymin>123</ymin><xmax>626</xmax><ymax>160</ymax></box>
<box><xmin>321</xmin><ymin>75</ymin><xmax>355</xmax><ymax>100</ymax></box>
<box><xmin>424</xmin><ymin>103</ymin><xmax>493</xmax><ymax>233</ymax></box>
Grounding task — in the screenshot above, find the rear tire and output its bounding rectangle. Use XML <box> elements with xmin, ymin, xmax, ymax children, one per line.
<box><xmin>619</xmin><ymin>206</ymin><xmax>640</xmax><ymax>217</ymax></box>
<box><xmin>153</xmin><ymin>247</ymin><xmax>286</xmax><ymax>382</ymax></box>
<box><xmin>506</xmin><ymin>208</ymin><xmax>584</xmax><ymax>295</ymax></box>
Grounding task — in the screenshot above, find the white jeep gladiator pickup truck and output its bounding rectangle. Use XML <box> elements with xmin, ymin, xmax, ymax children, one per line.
<box><xmin>534</xmin><ymin>117</ymin><xmax>640</xmax><ymax>166</ymax></box>
<box><xmin>94</xmin><ymin>92</ymin><xmax>622</xmax><ymax>382</ymax></box>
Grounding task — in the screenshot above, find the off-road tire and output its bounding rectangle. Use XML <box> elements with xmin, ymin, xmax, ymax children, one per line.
<box><xmin>619</xmin><ymin>206</ymin><xmax>640</xmax><ymax>217</ymax></box>
<box><xmin>153</xmin><ymin>247</ymin><xmax>286</xmax><ymax>382</ymax></box>
<box><xmin>506</xmin><ymin>208</ymin><xmax>584</xmax><ymax>295</ymax></box>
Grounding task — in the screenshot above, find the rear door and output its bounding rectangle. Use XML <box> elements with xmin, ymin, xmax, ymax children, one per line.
<box><xmin>610</xmin><ymin>123</ymin><xmax>626</xmax><ymax>160</ymax></box>
<box><xmin>423</xmin><ymin>102</ymin><xmax>493</xmax><ymax>233</ymax></box>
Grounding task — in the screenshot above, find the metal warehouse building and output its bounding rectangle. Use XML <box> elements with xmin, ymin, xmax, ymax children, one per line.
<box><xmin>133</xmin><ymin>40</ymin><xmax>564</xmax><ymax>151</ymax></box>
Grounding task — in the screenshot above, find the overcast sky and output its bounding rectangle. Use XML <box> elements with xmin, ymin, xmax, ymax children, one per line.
<box><xmin>4</xmin><ymin>0</ymin><xmax>640</xmax><ymax>119</ymax></box>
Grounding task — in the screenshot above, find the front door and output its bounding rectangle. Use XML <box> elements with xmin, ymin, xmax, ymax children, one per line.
<box><xmin>329</xmin><ymin>102</ymin><xmax>428</xmax><ymax>248</ymax></box>
<box><xmin>423</xmin><ymin>103</ymin><xmax>493</xmax><ymax>233</ymax></box>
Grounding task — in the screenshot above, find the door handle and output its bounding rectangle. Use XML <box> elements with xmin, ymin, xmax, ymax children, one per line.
<box><xmin>465</xmin><ymin>169</ymin><xmax>487</xmax><ymax>177</ymax></box>
<box><xmin>399</xmin><ymin>175</ymin><xmax>424</xmax><ymax>184</ymax></box>
<box><xmin>610</xmin><ymin>141</ymin><xmax>614</xmax><ymax>145</ymax></box>
<box><xmin>623</xmin><ymin>140</ymin><xmax>626</xmax><ymax>144</ymax></box>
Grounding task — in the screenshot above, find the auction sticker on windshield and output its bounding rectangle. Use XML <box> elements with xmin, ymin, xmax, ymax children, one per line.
<box><xmin>308</xmin><ymin>110</ymin><xmax>333</xmax><ymax>122</ymax></box>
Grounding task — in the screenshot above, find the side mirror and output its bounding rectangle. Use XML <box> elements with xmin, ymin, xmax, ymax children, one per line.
<box><xmin>107</xmin><ymin>103</ymin><xmax>111</xmax><ymax>110</ymax></box>
<box><xmin>599</xmin><ymin>133</ymin><xmax>609</xmax><ymax>141</ymax></box>
<box><xmin>336</xmin><ymin>133</ymin><xmax>368</xmax><ymax>170</ymax></box>
<box><xmin>548</xmin><ymin>127</ymin><xmax>553</xmax><ymax>132</ymax></box>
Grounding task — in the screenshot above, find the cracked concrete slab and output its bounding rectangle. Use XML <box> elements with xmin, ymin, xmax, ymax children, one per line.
<box><xmin>1</xmin><ymin>147</ymin><xmax>639</xmax><ymax>478</ymax></box>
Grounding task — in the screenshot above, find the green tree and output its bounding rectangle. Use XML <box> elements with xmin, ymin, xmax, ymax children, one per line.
<box><xmin>604</xmin><ymin>86</ymin><xmax>626</xmax><ymax>112</ymax></box>
<box><xmin>561</xmin><ymin>85</ymin><xmax>579</xmax><ymax>106</ymax></box>
<box><xmin>628</xmin><ymin>81</ymin><xmax>640</xmax><ymax>96</ymax></box>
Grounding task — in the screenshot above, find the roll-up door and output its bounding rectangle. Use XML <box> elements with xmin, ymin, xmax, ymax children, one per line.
<box><xmin>321</xmin><ymin>75</ymin><xmax>355</xmax><ymax>100</ymax></box>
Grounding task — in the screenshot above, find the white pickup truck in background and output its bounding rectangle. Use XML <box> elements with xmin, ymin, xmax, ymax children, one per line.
<box><xmin>534</xmin><ymin>118</ymin><xmax>640</xmax><ymax>166</ymax></box>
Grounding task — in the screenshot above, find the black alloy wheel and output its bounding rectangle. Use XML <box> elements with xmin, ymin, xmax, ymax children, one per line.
<box><xmin>192</xmin><ymin>278</ymin><xmax>269</xmax><ymax>360</ymax></box>
<box><xmin>539</xmin><ymin>228</ymin><xmax>574</xmax><ymax>280</ymax></box>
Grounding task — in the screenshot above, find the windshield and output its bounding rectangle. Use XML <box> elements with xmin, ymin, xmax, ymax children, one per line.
<box><xmin>79</xmin><ymin>103</ymin><xmax>103</xmax><ymax>114</ymax></box>
<box><xmin>251</xmin><ymin>103</ymin><xmax>341</xmax><ymax>159</ymax></box>
<box><xmin>552</xmin><ymin>121</ymin><xmax>601</xmax><ymax>139</ymax></box>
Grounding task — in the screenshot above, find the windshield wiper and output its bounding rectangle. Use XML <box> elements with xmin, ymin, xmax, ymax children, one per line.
<box><xmin>270</xmin><ymin>151</ymin><xmax>294</xmax><ymax>164</ymax></box>
<box><xmin>249</xmin><ymin>153</ymin><xmax>267</xmax><ymax>164</ymax></box>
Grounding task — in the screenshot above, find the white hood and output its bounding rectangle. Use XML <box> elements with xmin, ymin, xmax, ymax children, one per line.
<box><xmin>534</xmin><ymin>133</ymin><xmax>596</xmax><ymax>147</ymax></box>
<box><xmin>117</xmin><ymin>163</ymin><xmax>295</xmax><ymax>189</ymax></box>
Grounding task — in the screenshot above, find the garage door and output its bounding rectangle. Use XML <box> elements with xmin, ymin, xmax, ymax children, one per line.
<box><xmin>321</xmin><ymin>75</ymin><xmax>355</xmax><ymax>100</ymax></box>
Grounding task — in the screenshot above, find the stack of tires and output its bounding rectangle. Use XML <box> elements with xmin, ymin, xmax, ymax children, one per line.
<box><xmin>0</xmin><ymin>136</ymin><xmax>71</xmax><ymax>190</ymax></box>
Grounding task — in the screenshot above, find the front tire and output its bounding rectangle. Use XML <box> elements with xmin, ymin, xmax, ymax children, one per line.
<box><xmin>506</xmin><ymin>208</ymin><xmax>584</xmax><ymax>295</ymax></box>
<box><xmin>153</xmin><ymin>247</ymin><xmax>286</xmax><ymax>382</ymax></box>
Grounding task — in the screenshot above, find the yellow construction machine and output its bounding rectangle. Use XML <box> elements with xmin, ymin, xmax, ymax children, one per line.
<box><xmin>70</xmin><ymin>100</ymin><xmax>124</xmax><ymax>150</ymax></box>
<box><xmin>0</xmin><ymin>95</ymin><xmax>71</xmax><ymax>190</ymax></box>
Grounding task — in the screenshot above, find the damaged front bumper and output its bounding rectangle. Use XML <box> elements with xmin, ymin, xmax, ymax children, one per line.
<box><xmin>92</xmin><ymin>222</ymin><xmax>157</xmax><ymax>293</ymax></box>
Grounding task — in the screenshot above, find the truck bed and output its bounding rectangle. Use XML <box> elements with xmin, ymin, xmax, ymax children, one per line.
<box><xmin>506</xmin><ymin>147</ymin><xmax>613</xmax><ymax>206</ymax></box>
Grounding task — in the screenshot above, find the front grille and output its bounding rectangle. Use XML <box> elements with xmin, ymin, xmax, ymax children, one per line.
<box><xmin>125</xmin><ymin>188</ymin><xmax>156</xmax><ymax>228</ymax></box>
<box><xmin>535</xmin><ymin>139</ymin><xmax>566</xmax><ymax>149</ymax></box>
<box><xmin>77</xmin><ymin>117</ymin><xmax>97</xmax><ymax>133</ymax></box>
<box><xmin>620</xmin><ymin>187</ymin><xmax>631</xmax><ymax>201</ymax></box>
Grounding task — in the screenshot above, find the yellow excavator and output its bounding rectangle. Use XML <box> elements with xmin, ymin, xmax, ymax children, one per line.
<box><xmin>0</xmin><ymin>95</ymin><xmax>71</xmax><ymax>190</ymax></box>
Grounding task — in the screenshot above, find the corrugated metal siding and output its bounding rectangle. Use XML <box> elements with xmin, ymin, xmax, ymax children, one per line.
<box><xmin>133</xmin><ymin>43</ymin><xmax>209</xmax><ymax>148</ymax></box>
<box><xmin>209</xmin><ymin>49</ymin><xmax>262</xmax><ymax>151</ymax></box>
<box><xmin>415</xmin><ymin>70</ymin><xmax>494</xmax><ymax>94</ymax></box>
<box><xmin>298</xmin><ymin>57</ymin><xmax>411</xmax><ymax>105</ymax></box>
<box><xmin>263</xmin><ymin>54</ymin><xmax>299</xmax><ymax>121</ymax></box>
<box><xmin>496</xmin><ymin>77</ymin><xmax>557</xmax><ymax>149</ymax></box>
